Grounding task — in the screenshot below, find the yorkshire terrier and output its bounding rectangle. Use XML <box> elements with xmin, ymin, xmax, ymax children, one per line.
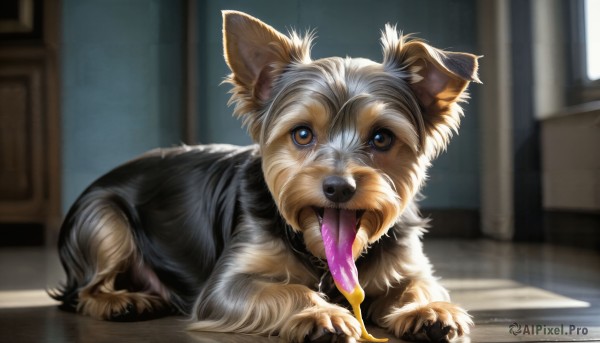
<box><xmin>52</xmin><ymin>10</ymin><xmax>480</xmax><ymax>343</ymax></box>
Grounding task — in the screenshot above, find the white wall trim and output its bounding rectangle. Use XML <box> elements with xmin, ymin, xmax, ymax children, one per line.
<box><xmin>478</xmin><ymin>0</ymin><xmax>514</xmax><ymax>240</ymax></box>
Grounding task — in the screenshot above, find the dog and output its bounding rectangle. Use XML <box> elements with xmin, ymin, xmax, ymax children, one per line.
<box><xmin>51</xmin><ymin>10</ymin><xmax>479</xmax><ymax>343</ymax></box>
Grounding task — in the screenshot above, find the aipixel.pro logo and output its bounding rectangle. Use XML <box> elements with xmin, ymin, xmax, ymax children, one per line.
<box><xmin>509</xmin><ymin>322</ymin><xmax>589</xmax><ymax>336</ymax></box>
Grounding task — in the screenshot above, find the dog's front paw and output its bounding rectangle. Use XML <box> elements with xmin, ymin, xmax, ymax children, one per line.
<box><xmin>383</xmin><ymin>301</ymin><xmax>472</xmax><ymax>342</ymax></box>
<box><xmin>280</xmin><ymin>306</ymin><xmax>362</xmax><ymax>343</ymax></box>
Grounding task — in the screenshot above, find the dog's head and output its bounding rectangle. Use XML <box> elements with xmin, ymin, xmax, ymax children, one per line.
<box><xmin>222</xmin><ymin>10</ymin><xmax>479</xmax><ymax>260</ymax></box>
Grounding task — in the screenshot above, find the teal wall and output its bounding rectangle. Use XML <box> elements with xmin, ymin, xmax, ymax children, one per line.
<box><xmin>61</xmin><ymin>0</ymin><xmax>480</xmax><ymax>212</ymax></box>
<box><xmin>61</xmin><ymin>0</ymin><xmax>184</xmax><ymax>212</ymax></box>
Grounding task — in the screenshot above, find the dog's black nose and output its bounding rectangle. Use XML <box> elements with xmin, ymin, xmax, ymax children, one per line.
<box><xmin>322</xmin><ymin>176</ymin><xmax>356</xmax><ymax>203</ymax></box>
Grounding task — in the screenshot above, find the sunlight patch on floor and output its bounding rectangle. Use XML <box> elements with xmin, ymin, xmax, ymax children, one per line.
<box><xmin>442</xmin><ymin>279</ymin><xmax>590</xmax><ymax>311</ymax></box>
<box><xmin>0</xmin><ymin>279</ymin><xmax>590</xmax><ymax>311</ymax></box>
<box><xmin>0</xmin><ymin>290</ymin><xmax>60</xmax><ymax>309</ymax></box>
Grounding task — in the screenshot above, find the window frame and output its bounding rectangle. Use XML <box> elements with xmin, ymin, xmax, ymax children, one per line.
<box><xmin>566</xmin><ymin>0</ymin><xmax>600</xmax><ymax>105</ymax></box>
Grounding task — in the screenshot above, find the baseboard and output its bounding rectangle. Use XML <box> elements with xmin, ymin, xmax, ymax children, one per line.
<box><xmin>0</xmin><ymin>223</ymin><xmax>45</xmax><ymax>247</ymax></box>
<box><xmin>421</xmin><ymin>209</ymin><xmax>481</xmax><ymax>238</ymax></box>
<box><xmin>544</xmin><ymin>210</ymin><xmax>600</xmax><ymax>250</ymax></box>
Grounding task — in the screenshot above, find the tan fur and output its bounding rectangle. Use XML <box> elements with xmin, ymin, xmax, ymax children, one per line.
<box><xmin>75</xmin><ymin>207</ymin><xmax>166</xmax><ymax>319</ymax></box>
<box><xmin>230</xmin><ymin>239</ymin><xmax>317</xmax><ymax>285</ymax></box>
<box><xmin>360</xmin><ymin>231</ymin><xmax>431</xmax><ymax>295</ymax></box>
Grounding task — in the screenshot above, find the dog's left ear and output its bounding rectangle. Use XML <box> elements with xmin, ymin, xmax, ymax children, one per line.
<box><xmin>381</xmin><ymin>25</ymin><xmax>480</xmax><ymax>150</ymax></box>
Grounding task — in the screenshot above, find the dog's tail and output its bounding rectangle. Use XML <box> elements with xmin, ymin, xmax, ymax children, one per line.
<box><xmin>48</xmin><ymin>188</ymin><xmax>140</xmax><ymax>312</ymax></box>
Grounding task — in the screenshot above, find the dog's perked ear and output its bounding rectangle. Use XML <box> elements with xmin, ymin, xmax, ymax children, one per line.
<box><xmin>222</xmin><ymin>10</ymin><xmax>312</xmax><ymax>141</ymax></box>
<box><xmin>223</xmin><ymin>10</ymin><xmax>291</xmax><ymax>101</ymax></box>
<box><xmin>380</xmin><ymin>25</ymin><xmax>480</xmax><ymax>156</ymax></box>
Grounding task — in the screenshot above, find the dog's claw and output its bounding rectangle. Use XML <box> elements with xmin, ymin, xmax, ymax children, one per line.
<box><xmin>306</xmin><ymin>327</ymin><xmax>356</xmax><ymax>343</ymax></box>
<box><xmin>424</xmin><ymin>322</ymin><xmax>452</xmax><ymax>343</ymax></box>
<box><xmin>401</xmin><ymin>321</ymin><xmax>452</xmax><ymax>343</ymax></box>
<box><xmin>110</xmin><ymin>303</ymin><xmax>138</xmax><ymax>322</ymax></box>
<box><xmin>307</xmin><ymin>330</ymin><xmax>333</xmax><ymax>343</ymax></box>
<box><xmin>109</xmin><ymin>303</ymin><xmax>175</xmax><ymax>322</ymax></box>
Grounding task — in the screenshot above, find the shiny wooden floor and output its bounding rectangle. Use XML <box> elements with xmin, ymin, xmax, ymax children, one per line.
<box><xmin>1</xmin><ymin>239</ymin><xmax>599</xmax><ymax>342</ymax></box>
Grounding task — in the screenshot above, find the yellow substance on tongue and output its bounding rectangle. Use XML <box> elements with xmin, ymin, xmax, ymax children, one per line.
<box><xmin>338</xmin><ymin>285</ymin><xmax>388</xmax><ymax>342</ymax></box>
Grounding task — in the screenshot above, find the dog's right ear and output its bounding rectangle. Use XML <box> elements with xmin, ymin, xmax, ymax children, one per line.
<box><xmin>223</xmin><ymin>11</ymin><xmax>291</xmax><ymax>102</ymax></box>
<box><xmin>223</xmin><ymin>11</ymin><xmax>311</xmax><ymax>141</ymax></box>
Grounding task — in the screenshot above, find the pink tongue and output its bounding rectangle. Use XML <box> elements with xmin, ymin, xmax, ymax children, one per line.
<box><xmin>321</xmin><ymin>208</ymin><xmax>358</xmax><ymax>294</ymax></box>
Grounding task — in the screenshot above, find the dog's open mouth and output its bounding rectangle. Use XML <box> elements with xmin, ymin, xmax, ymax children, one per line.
<box><xmin>313</xmin><ymin>207</ymin><xmax>365</xmax><ymax>230</ymax></box>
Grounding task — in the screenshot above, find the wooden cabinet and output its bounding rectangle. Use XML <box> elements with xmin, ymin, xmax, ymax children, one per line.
<box><xmin>0</xmin><ymin>0</ymin><xmax>61</xmax><ymax>232</ymax></box>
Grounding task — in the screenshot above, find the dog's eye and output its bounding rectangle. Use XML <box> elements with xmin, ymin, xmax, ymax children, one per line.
<box><xmin>291</xmin><ymin>126</ymin><xmax>315</xmax><ymax>147</ymax></box>
<box><xmin>369</xmin><ymin>129</ymin><xmax>394</xmax><ymax>151</ymax></box>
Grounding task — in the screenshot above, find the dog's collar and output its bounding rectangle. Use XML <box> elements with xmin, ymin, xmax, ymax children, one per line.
<box><xmin>284</xmin><ymin>225</ymin><xmax>318</xmax><ymax>264</ymax></box>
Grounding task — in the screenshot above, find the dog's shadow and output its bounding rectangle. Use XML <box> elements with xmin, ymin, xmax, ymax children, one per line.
<box><xmin>187</xmin><ymin>331</ymin><xmax>280</xmax><ymax>343</ymax></box>
<box><xmin>186</xmin><ymin>327</ymin><xmax>415</xmax><ymax>343</ymax></box>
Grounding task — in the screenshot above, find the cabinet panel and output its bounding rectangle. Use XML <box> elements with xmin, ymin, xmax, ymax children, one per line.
<box><xmin>0</xmin><ymin>61</ymin><xmax>45</xmax><ymax>221</ymax></box>
<box><xmin>0</xmin><ymin>0</ymin><xmax>60</xmax><ymax>233</ymax></box>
